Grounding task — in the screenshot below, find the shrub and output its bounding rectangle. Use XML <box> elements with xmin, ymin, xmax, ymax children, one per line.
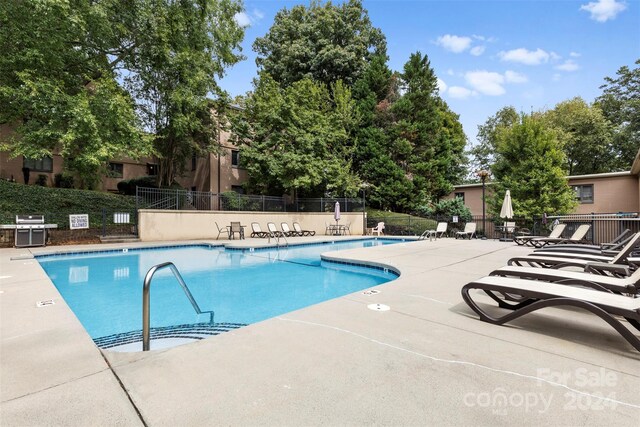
<box><xmin>54</xmin><ymin>173</ymin><xmax>74</xmax><ymax>188</ymax></box>
<box><xmin>117</xmin><ymin>176</ymin><xmax>157</xmax><ymax>195</ymax></box>
<box><xmin>35</xmin><ymin>174</ymin><xmax>48</xmax><ymax>186</ymax></box>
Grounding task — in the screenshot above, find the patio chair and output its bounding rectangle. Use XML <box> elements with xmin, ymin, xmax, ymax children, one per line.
<box><xmin>229</xmin><ymin>221</ymin><xmax>244</xmax><ymax>240</ymax></box>
<box><xmin>514</xmin><ymin>223</ymin><xmax>566</xmax><ymax>246</ymax></box>
<box><xmin>529</xmin><ymin>224</ymin><xmax>591</xmax><ymax>248</ymax></box>
<box><xmin>455</xmin><ymin>223</ymin><xmax>476</xmax><ymax>239</ymax></box>
<box><xmin>489</xmin><ymin>264</ymin><xmax>640</xmax><ymax>295</ymax></box>
<box><xmin>419</xmin><ymin>222</ymin><xmax>447</xmax><ymax>240</ymax></box>
<box><xmin>370</xmin><ymin>222</ymin><xmax>385</xmax><ymax>236</ymax></box>
<box><xmin>215</xmin><ymin>222</ymin><xmax>229</xmax><ymax>240</ymax></box>
<box><xmin>533</xmin><ymin>229</ymin><xmax>632</xmax><ymax>255</ymax></box>
<box><xmin>461</xmin><ymin>275</ymin><xmax>640</xmax><ymax>352</ymax></box>
<box><xmin>267</xmin><ymin>222</ymin><xmax>285</xmax><ymax>238</ymax></box>
<box><xmin>496</xmin><ymin>221</ymin><xmax>517</xmax><ymax>240</ymax></box>
<box><xmin>251</xmin><ymin>222</ymin><xmax>269</xmax><ymax>238</ymax></box>
<box><xmin>293</xmin><ymin>222</ymin><xmax>315</xmax><ymax>236</ymax></box>
<box><xmin>281</xmin><ymin>222</ymin><xmax>297</xmax><ymax>237</ymax></box>
<box><xmin>507</xmin><ymin>232</ymin><xmax>640</xmax><ymax>276</ymax></box>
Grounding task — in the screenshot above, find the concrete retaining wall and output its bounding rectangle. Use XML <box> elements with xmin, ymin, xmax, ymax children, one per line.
<box><xmin>138</xmin><ymin>210</ymin><xmax>365</xmax><ymax>241</ymax></box>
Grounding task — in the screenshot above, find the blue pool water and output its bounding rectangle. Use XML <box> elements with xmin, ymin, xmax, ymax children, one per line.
<box><xmin>37</xmin><ymin>239</ymin><xmax>401</xmax><ymax>343</ymax></box>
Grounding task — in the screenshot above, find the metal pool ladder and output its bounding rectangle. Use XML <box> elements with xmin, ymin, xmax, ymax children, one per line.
<box><xmin>142</xmin><ymin>262</ymin><xmax>213</xmax><ymax>351</ymax></box>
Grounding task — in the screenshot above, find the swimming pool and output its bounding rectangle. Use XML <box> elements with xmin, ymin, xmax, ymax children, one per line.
<box><xmin>37</xmin><ymin>239</ymin><xmax>401</xmax><ymax>349</ymax></box>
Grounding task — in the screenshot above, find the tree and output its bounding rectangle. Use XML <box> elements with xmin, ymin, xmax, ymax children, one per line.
<box><xmin>469</xmin><ymin>106</ymin><xmax>519</xmax><ymax>174</ymax></box>
<box><xmin>542</xmin><ymin>97</ymin><xmax>614</xmax><ymax>175</ymax></box>
<box><xmin>596</xmin><ymin>59</ymin><xmax>640</xmax><ymax>169</ymax></box>
<box><xmin>490</xmin><ymin>114</ymin><xmax>577</xmax><ymax>217</ymax></box>
<box><xmin>0</xmin><ymin>0</ymin><xmax>151</xmax><ymax>188</ymax></box>
<box><xmin>253</xmin><ymin>0</ymin><xmax>386</xmax><ymax>88</ymax></box>
<box><xmin>231</xmin><ymin>74</ymin><xmax>360</xmax><ymax>197</ymax></box>
<box><xmin>123</xmin><ymin>0</ymin><xmax>245</xmax><ymax>187</ymax></box>
<box><xmin>390</xmin><ymin>52</ymin><xmax>466</xmax><ymax>204</ymax></box>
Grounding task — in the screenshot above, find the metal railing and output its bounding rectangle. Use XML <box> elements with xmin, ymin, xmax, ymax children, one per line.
<box><xmin>366</xmin><ymin>212</ymin><xmax>640</xmax><ymax>244</ymax></box>
<box><xmin>142</xmin><ymin>262</ymin><xmax>214</xmax><ymax>351</ymax></box>
<box><xmin>136</xmin><ymin>187</ymin><xmax>364</xmax><ymax>213</ymax></box>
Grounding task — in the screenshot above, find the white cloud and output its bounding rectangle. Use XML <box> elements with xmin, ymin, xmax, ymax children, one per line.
<box><xmin>504</xmin><ymin>70</ymin><xmax>528</xmax><ymax>83</ymax></box>
<box><xmin>435</xmin><ymin>34</ymin><xmax>472</xmax><ymax>53</ymax></box>
<box><xmin>253</xmin><ymin>9</ymin><xmax>265</xmax><ymax>20</ymax></box>
<box><xmin>470</xmin><ymin>46</ymin><xmax>486</xmax><ymax>56</ymax></box>
<box><xmin>552</xmin><ymin>73</ymin><xmax>562</xmax><ymax>82</ymax></box>
<box><xmin>498</xmin><ymin>48</ymin><xmax>550</xmax><ymax>65</ymax></box>
<box><xmin>465</xmin><ymin>71</ymin><xmax>506</xmax><ymax>96</ymax></box>
<box><xmin>234</xmin><ymin>12</ymin><xmax>251</xmax><ymax>27</ymax></box>
<box><xmin>555</xmin><ymin>60</ymin><xmax>580</xmax><ymax>71</ymax></box>
<box><xmin>448</xmin><ymin>86</ymin><xmax>475</xmax><ymax>99</ymax></box>
<box><xmin>569</xmin><ymin>51</ymin><xmax>581</xmax><ymax>57</ymax></box>
<box><xmin>447</xmin><ymin>69</ymin><xmax>455</xmax><ymax>76</ymax></box>
<box><xmin>580</xmin><ymin>0</ymin><xmax>627</xmax><ymax>22</ymax></box>
<box><xmin>550</xmin><ymin>52</ymin><xmax>562</xmax><ymax>61</ymax></box>
<box><xmin>437</xmin><ymin>78</ymin><xmax>448</xmax><ymax>94</ymax></box>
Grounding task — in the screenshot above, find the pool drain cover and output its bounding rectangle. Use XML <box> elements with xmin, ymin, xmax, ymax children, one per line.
<box><xmin>36</xmin><ymin>299</ymin><xmax>55</xmax><ymax>308</ymax></box>
<box><xmin>363</xmin><ymin>289</ymin><xmax>380</xmax><ymax>295</ymax></box>
<box><xmin>367</xmin><ymin>303</ymin><xmax>390</xmax><ymax>312</ymax></box>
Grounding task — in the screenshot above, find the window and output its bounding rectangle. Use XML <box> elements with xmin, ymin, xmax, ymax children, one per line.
<box><xmin>23</xmin><ymin>156</ymin><xmax>53</xmax><ymax>172</ymax></box>
<box><xmin>231</xmin><ymin>150</ymin><xmax>240</xmax><ymax>167</ymax></box>
<box><xmin>573</xmin><ymin>184</ymin><xmax>593</xmax><ymax>204</ymax></box>
<box><xmin>231</xmin><ymin>185</ymin><xmax>244</xmax><ymax>194</ymax></box>
<box><xmin>107</xmin><ymin>162</ymin><xmax>123</xmax><ymax>178</ymax></box>
<box><xmin>147</xmin><ymin>163</ymin><xmax>158</xmax><ymax>176</ymax></box>
<box><xmin>454</xmin><ymin>192</ymin><xmax>465</xmax><ymax>203</ymax></box>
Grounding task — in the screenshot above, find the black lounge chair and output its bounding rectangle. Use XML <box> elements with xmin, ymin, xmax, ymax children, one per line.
<box><xmin>293</xmin><ymin>222</ymin><xmax>315</xmax><ymax>236</ymax></box>
<box><xmin>514</xmin><ymin>223</ymin><xmax>566</xmax><ymax>246</ymax></box>
<box><xmin>281</xmin><ymin>222</ymin><xmax>297</xmax><ymax>237</ymax></box>
<box><xmin>533</xmin><ymin>229</ymin><xmax>632</xmax><ymax>255</ymax></box>
<box><xmin>507</xmin><ymin>232</ymin><xmax>640</xmax><ymax>276</ymax></box>
<box><xmin>461</xmin><ymin>276</ymin><xmax>640</xmax><ymax>352</ymax></box>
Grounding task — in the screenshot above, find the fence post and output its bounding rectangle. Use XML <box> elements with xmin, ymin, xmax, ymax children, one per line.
<box><xmin>262</xmin><ymin>195</ymin><xmax>265</xmax><ymax>212</ymax></box>
<box><xmin>321</xmin><ymin>197</ymin><xmax>323</xmax><ymax>212</ymax></box>
<box><xmin>408</xmin><ymin>215</ymin><xmax>411</xmax><ymax>235</ymax></box>
<box><xmin>102</xmin><ymin>208</ymin><xmax>107</xmax><ymax>237</ymax></box>
<box><xmin>591</xmin><ymin>212</ymin><xmax>595</xmax><ymax>244</ymax></box>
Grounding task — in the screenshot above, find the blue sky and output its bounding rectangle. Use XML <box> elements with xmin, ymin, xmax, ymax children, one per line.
<box><xmin>219</xmin><ymin>0</ymin><xmax>639</xmax><ymax>146</ymax></box>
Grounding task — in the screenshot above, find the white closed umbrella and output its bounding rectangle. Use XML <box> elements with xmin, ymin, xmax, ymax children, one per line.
<box><xmin>334</xmin><ymin>201</ymin><xmax>341</xmax><ymax>224</ymax></box>
<box><xmin>500</xmin><ymin>190</ymin><xmax>514</xmax><ymax>219</ymax></box>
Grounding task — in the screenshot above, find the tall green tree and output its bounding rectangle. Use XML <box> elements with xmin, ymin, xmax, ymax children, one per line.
<box><xmin>124</xmin><ymin>0</ymin><xmax>245</xmax><ymax>187</ymax></box>
<box><xmin>253</xmin><ymin>0</ymin><xmax>386</xmax><ymax>88</ymax></box>
<box><xmin>596</xmin><ymin>59</ymin><xmax>640</xmax><ymax>169</ymax></box>
<box><xmin>490</xmin><ymin>113</ymin><xmax>577</xmax><ymax>217</ymax></box>
<box><xmin>469</xmin><ymin>106</ymin><xmax>519</xmax><ymax>174</ymax></box>
<box><xmin>390</xmin><ymin>52</ymin><xmax>466</xmax><ymax>204</ymax></box>
<box><xmin>232</xmin><ymin>74</ymin><xmax>359</xmax><ymax>197</ymax></box>
<box><xmin>0</xmin><ymin>0</ymin><xmax>151</xmax><ymax>188</ymax></box>
<box><xmin>542</xmin><ymin>97</ymin><xmax>614</xmax><ymax>175</ymax></box>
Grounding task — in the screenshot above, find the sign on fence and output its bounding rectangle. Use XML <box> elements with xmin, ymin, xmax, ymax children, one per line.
<box><xmin>69</xmin><ymin>214</ymin><xmax>89</xmax><ymax>230</ymax></box>
<box><xmin>113</xmin><ymin>213</ymin><xmax>130</xmax><ymax>224</ymax></box>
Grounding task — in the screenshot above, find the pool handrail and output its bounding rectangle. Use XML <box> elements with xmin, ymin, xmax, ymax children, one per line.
<box><xmin>142</xmin><ymin>262</ymin><xmax>213</xmax><ymax>351</ymax></box>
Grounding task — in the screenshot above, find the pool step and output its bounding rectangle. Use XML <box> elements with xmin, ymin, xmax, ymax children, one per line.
<box><xmin>94</xmin><ymin>322</ymin><xmax>246</xmax><ymax>352</ymax></box>
<box><xmin>99</xmin><ymin>235</ymin><xmax>141</xmax><ymax>244</ymax></box>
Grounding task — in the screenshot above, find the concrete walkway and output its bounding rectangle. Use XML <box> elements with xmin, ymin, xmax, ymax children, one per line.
<box><xmin>1</xmin><ymin>237</ymin><xmax>639</xmax><ymax>426</ymax></box>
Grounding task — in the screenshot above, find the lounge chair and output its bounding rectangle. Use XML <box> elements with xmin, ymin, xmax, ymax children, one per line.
<box><xmin>267</xmin><ymin>222</ymin><xmax>285</xmax><ymax>238</ymax></box>
<box><xmin>229</xmin><ymin>221</ymin><xmax>244</xmax><ymax>239</ymax></box>
<box><xmin>514</xmin><ymin>223</ymin><xmax>566</xmax><ymax>246</ymax></box>
<box><xmin>529</xmin><ymin>224</ymin><xmax>591</xmax><ymax>248</ymax></box>
<box><xmin>461</xmin><ymin>276</ymin><xmax>640</xmax><ymax>352</ymax></box>
<box><xmin>419</xmin><ymin>222</ymin><xmax>447</xmax><ymax>240</ymax></box>
<box><xmin>533</xmin><ymin>229</ymin><xmax>632</xmax><ymax>255</ymax></box>
<box><xmin>489</xmin><ymin>264</ymin><xmax>640</xmax><ymax>295</ymax></box>
<box><xmin>370</xmin><ymin>222</ymin><xmax>385</xmax><ymax>236</ymax></box>
<box><xmin>281</xmin><ymin>222</ymin><xmax>297</xmax><ymax>237</ymax></box>
<box><xmin>507</xmin><ymin>232</ymin><xmax>640</xmax><ymax>276</ymax></box>
<box><xmin>496</xmin><ymin>221</ymin><xmax>517</xmax><ymax>240</ymax></box>
<box><xmin>455</xmin><ymin>223</ymin><xmax>476</xmax><ymax>239</ymax></box>
<box><xmin>251</xmin><ymin>222</ymin><xmax>269</xmax><ymax>238</ymax></box>
<box><xmin>215</xmin><ymin>222</ymin><xmax>230</xmax><ymax>240</ymax></box>
<box><xmin>293</xmin><ymin>222</ymin><xmax>315</xmax><ymax>236</ymax></box>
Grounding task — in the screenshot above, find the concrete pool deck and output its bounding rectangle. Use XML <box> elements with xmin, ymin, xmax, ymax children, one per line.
<box><xmin>1</xmin><ymin>236</ymin><xmax>639</xmax><ymax>425</ymax></box>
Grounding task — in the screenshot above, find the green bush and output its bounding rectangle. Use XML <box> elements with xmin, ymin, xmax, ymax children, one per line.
<box><xmin>54</xmin><ymin>173</ymin><xmax>75</xmax><ymax>188</ymax></box>
<box><xmin>35</xmin><ymin>174</ymin><xmax>48</xmax><ymax>186</ymax></box>
<box><xmin>117</xmin><ymin>176</ymin><xmax>157</xmax><ymax>195</ymax></box>
<box><xmin>431</xmin><ymin>198</ymin><xmax>472</xmax><ymax>222</ymax></box>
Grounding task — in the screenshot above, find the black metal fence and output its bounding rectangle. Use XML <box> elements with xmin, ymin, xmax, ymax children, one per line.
<box><xmin>136</xmin><ymin>187</ymin><xmax>364</xmax><ymax>213</ymax></box>
<box><xmin>367</xmin><ymin>212</ymin><xmax>640</xmax><ymax>243</ymax></box>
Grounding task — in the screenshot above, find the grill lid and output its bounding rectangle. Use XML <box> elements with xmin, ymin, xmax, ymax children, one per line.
<box><xmin>16</xmin><ymin>215</ymin><xmax>45</xmax><ymax>224</ymax></box>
